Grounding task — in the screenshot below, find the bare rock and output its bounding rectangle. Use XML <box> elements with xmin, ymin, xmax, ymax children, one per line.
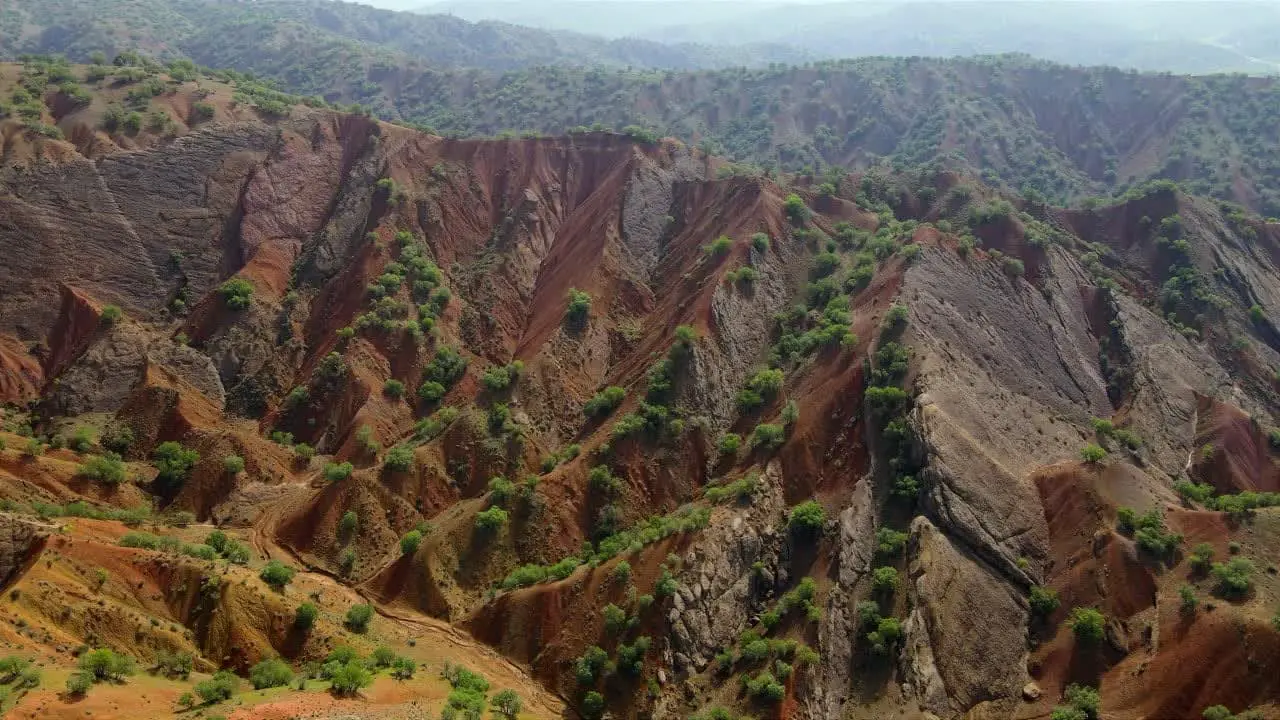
<box><xmin>904</xmin><ymin>516</ymin><xmax>1030</xmax><ymax>718</ymax></box>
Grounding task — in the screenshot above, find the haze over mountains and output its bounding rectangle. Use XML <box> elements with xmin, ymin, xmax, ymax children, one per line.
<box><xmin>423</xmin><ymin>0</ymin><xmax>1280</xmax><ymax>75</ymax></box>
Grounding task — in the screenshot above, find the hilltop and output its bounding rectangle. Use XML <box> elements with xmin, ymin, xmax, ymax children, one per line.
<box><xmin>1</xmin><ymin>55</ymin><xmax>1279</xmax><ymax>720</ymax></box>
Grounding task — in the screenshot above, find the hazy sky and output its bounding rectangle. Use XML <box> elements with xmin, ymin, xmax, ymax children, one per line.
<box><xmin>363</xmin><ymin>0</ymin><xmax>1275</xmax><ymax>8</ymax></box>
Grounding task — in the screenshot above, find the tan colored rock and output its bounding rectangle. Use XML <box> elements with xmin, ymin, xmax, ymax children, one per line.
<box><xmin>904</xmin><ymin>517</ymin><xmax>1030</xmax><ymax>717</ymax></box>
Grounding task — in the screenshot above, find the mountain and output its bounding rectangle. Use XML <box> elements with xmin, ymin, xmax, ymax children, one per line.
<box><xmin>263</xmin><ymin>56</ymin><xmax>1280</xmax><ymax>218</ymax></box>
<box><xmin>8</xmin><ymin>2</ymin><xmax>1280</xmax><ymax>215</ymax></box>
<box><xmin>425</xmin><ymin>0</ymin><xmax>1280</xmax><ymax>75</ymax></box>
<box><xmin>1</xmin><ymin>55</ymin><xmax>1280</xmax><ymax>720</ymax></box>
<box><xmin>0</xmin><ymin>0</ymin><xmax>812</xmax><ymax>72</ymax></box>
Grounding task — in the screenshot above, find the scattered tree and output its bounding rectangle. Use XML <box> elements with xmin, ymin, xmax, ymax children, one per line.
<box><xmin>259</xmin><ymin>560</ymin><xmax>296</xmax><ymax>590</ymax></box>
<box><xmin>1068</xmin><ymin>607</ymin><xmax>1106</xmax><ymax>644</ymax></box>
<box><xmin>294</xmin><ymin>602</ymin><xmax>319</xmax><ymax>630</ymax></box>
<box><xmin>788</xmin><ymin>500</ymin><xmax>826</xmax><ymax>535</ymax></box>
<box><xmin>400</xmin><ymin>529</ymin><xmax>423</xmax><ymax>556</ymax></box>
<box><xmin>345</xmin><ymin>603</ymin><xmax>374</xmax><ymax>633</ymax></box>
<box><xmin>249</xmin><ymin>658</ymin><xmax>293</xmax><ymax>689</ymax></box>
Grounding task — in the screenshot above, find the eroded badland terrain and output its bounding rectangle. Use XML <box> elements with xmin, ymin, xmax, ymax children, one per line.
<box><xmin>0</xmin><ymin>55</ymin><xmax>1278</xmax><ymax>720</ymax></box>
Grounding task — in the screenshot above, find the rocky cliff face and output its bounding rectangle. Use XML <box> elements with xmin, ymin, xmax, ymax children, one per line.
<box><xmin>2</xmin><ymin>77</ymin><xmax>1279</xmax><ymax>720</ymax></box>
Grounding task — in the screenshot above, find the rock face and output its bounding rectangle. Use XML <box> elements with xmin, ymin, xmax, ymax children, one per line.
<box><xmin>0</xmin><ymin>515</ymin><xmax>40</xmax><ymax>588</ymax></box>
<box><xmin>665</xmin><ymin>462</ymin><xmax>788</xmax><ymax>673</ymax></box>
<box><xmin>903</xmin><ymin>516</ymin><xmax>1029</xmax><ymax>717</ymax></box>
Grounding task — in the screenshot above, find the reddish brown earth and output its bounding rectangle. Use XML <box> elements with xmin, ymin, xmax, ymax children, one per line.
<box><xmin>0</xmin><ymin>64</ymin><xmax>1279</xmax><ymax>720</ymax></box>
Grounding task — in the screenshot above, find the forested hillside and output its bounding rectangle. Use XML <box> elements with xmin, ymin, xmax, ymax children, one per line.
<box><xmin>0</xmin><ymin>0</ymin><xmax>810</xmax><ymax>73</ymax></box>
<box><xmin>6</xmin><ymin>1</ymin><xmax>1280</xmax><ymax>215</ymax></box>
<box><xmin>282</xmin><ymin>56</ymin><xmax>1280</xmax><ymax>217</ymax></box>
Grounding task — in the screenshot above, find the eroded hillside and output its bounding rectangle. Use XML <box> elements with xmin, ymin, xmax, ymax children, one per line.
<box><xmin>1</xmin><ymin>57</ymin><xmax>1279</xmax><ymax>720</ymax></box>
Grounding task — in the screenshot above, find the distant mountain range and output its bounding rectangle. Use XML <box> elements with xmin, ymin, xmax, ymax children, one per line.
<box><xmin>6</xmin><ymin>0</ymin><xmax>1280</xmax><ymax>216</ymax></box>
<box><xmin>424</xmin><ymin>0</ymin><xmax>1280</xmax><ymax>75</ymax></box>
<box><xmin>0</xmin><ymin>0</ymin><xmax>813</xmax><ymax>72</ymax></box>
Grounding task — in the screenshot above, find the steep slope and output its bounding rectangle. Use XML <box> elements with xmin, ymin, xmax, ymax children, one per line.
<box><xmin>0</xmin><ymin>60</ymin><xmax>1279</xmax><ymax>720</ymax></box>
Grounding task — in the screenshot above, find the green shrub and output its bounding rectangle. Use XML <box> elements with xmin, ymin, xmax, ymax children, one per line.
<box><xmin>492</xmin><ymin>688</ymin><xmax>523</xmax><ymax>719</ymax></box>
<box><xmin>119</xmin><ymin>531</ymin><xmax>161</xmax><ymax>549</ymax></box>
<box><xmin>565</xmin><ymin>288</ymin><xmax>592</xmax><ymax>329</ymax></box>
<box><xmin>328</xmin><ymin>660</ymin><xmax>372</xmax><ymax>696</ymax></box>
<box><xmin>369</xmin><ymin>645</ymin><xmax>396</xmax><ymax>668</ymax></box>
<box><xmin>1080</xmin><ymin>444</ymin><xmax>1107</xmax><ymax>463</ymax></box>
<box><xmin>69</xmin><ymin>429</ymin><xmax>96</xmax><ymax>454</ymax></box>
<box><xmin>1050</xmin><ymin>684</ymin><xmax>1101</xmax><ymax>720</ymax></box>
<box><xmin>475</xmin><ymin>507</ymin><xmax>509</xmax><ymax>533</ymax></box>
<box><xmin>751</xmin><ymin>423</ymin><xmax>785</xmax><ymax>449</ymax></box>
<box><xmin>66</xmin><ymin>671</ymin><xmax>92</xmax><ymax>695</ymax></box>
<box><xmin>581</xmin><ymin>690</ymin><xmax>606</xmax><ymax>719</ymax></box>
<box><xmin>195</xmin><ymin>670</ymin><xmax>238</xmax><ymax>703</ymax></box>
<box><xmin>871</xmin><ymin>566</ymin><xmax>898</xmax><ymax>594</ymax></box>
<box><xmin>875</xmin><ymin>527</ymin><xmax>908</xmax><ymax>557</ymax></box>
<box><xmin>1179</xmin><ymin>584</ymin><xmax>1199</xmax><ymax>613</ymax></box>
<box><xmin>293</xmin><ymin>443</ymin><xmax>316</xmax><ymax>463</ymax></box>
<box><xmin>324</xmin><ymin>462</ymin><xmax>353</xmax><ymax>482</ymax></box>
<box><xmin>746</xmin><ymin>670</ymin><xmax>786</xmax><ymax>702</ymax></box>
<box><xmin>784</xmin><ymin>194</ymin><xmax>809</xmax><ymax>225</ymax></box>
<box><xmin>717</xmin><ymin>433</ymin><xmax>742</xmax><ymax>456</ymax></box>
<box><xmin>866</xmin><ymin>616</ymin><xmax>901</xmax><ymax>654</ymax></box>
<box><xmin>259</xmin><ymin>560</ymin><xmax>295</xmax><ymax>590</ymax></box>
<box><xmin>79</xmin><ymin>453</ymin><xmax>127</xmax><ymax>485</ymax></box>
<box><xmin>787</xmin><ymin>500</ymin><xmax>825</xmax><ymax>534</ymax></box>
<box><xmin>583</xmin><ymin>386</ymin><xmax>626</xmax><ymax>418</ymax></box>
<box><xmin>602</xmin><ymin>603</ymin><xmax>628</xmax><ymax>634</ymax></box>
<box><xmin>704</xmin><ymin>235</ymin><xmax>733</xmax><ymax>256</ymax></box>
<box><xmin>152</xmin><ymin>441</ymin><xmax>198</xmax><ymax>493</ymax></box>
<box><xmin>480</xmin><ymin>362</ymin><xmax>522</xmax><ymax>393</ymax></box>
<box><xmin>705</xmin><ymin>474</ymin><xmax>758</xmax><ymax>504</ymax></box>
<box><xmin>100</xmin><ymin>305</ymin><xmax>123</xmax><ymax>325</ymax></box>
<box><xmin>223</xmin><ymin>455</ymin><xmax>244</xmax><ymax>474</ymax></box>
<box><xmin>751</xmin><ymin>233</ymin><xmax>770</xmax><ymax>252</ymax></box>
<box><xmin>76</xmin><ymin>648</ymin><xmax>134</xmax><ymax>681</ymax></box>
<box><xmin>345</xmin><ymin>603</ymin><xmax>374</xmax><ymax>632</ymax></box>
<box><xmin>1211</xmin><ymin>557</ymin><xmax>1255</xmax><ymax>598</ymax></box>
<box><xmin>384</xmin><ymin>446</ymin><xmax>414</xmax><ymax>472</ymax></box>
<box><xmin>391</xmin><ymin>656</ymin><xmax>417</xmax><ymax>680</ymax></box>
<box><xmin>338</xmin><ymin>510</ymin><xmax>359</xmax><ymax>538</ymax></box>
<box><xmin>383</xmin><ymin>379</ymin><xmax>405</xmax><ymax>399</ymax></box>
<box><xmin>575</xmin><ymin>646</ymin><xmax>609</xmax><ymax>685</ymax></box>
<box><xmin>400</xmin><ymin>530</ymin><xmax>423</xmax><ymax>556</ymax></box>
<box><xmin>1067</xmin><ymin>607</ymin><xmax>1106</xmax><ymax>643</ymax></box>
<box><xmin>218</xmin><ymin>277</ymin><xmax>254</xmax><ymax>310</ymax></box>
<box><xmin>882</xmin><ymin>303</ymin><xmax>909</xmax><ymax>331</ymax></box>
<box><xmin>1029</xmin><ymin>586</ymin><xmax>1060</xmax><ymax>617</ymax></box>
<box><xmin>1175</xmin><ymin>481</ymin><xmax>1215</xmax><ymax>504</ymax></box>
<box><xmin>611</xmin><ymin>560</ymin><xmax>632</xmax><ymax>584</ymax></box>
<box><xmin>249</xmin><ymin>658</ymin><xmax>293</xmax><ymax>689</ymax></box>
<box><xmin>294</xmin><ymin>602</ymin><xmax>319</xmax><ymax>630</ymax></box>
